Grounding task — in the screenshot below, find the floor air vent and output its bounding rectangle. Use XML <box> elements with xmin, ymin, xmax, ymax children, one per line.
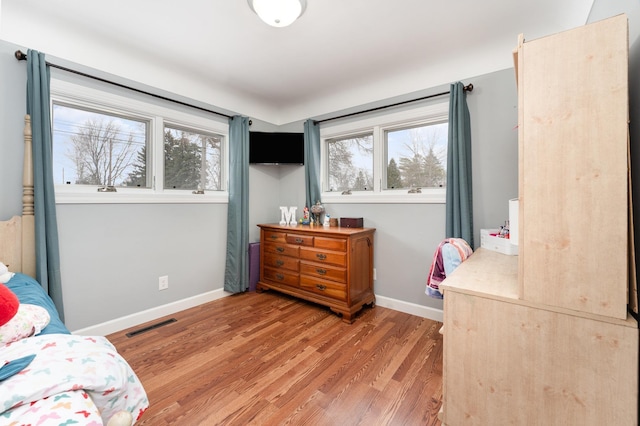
<box><xmin>126</xmin><ymin>318</ymin><xmax>177</xmax><ymax>337</ymax></box>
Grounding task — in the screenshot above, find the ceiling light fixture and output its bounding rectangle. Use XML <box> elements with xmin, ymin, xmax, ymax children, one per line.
<box><xmin>248</xmin><ymin>0</ymin><xmax>307</xmax><ymax>28</ymax></box>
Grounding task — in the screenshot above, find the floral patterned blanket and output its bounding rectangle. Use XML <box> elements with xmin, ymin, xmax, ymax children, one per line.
<box><xmin>1</xmin><ymin>333</ymin><xmax>148</xmax><ymax>424</ymax></box>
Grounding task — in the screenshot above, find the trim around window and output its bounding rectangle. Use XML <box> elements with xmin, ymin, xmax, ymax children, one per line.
<box><xmin>50</xmin><ymin>78</ymin><xmax>230</xmax><ymax>204</ymax></box>
<box><xmin>321</xmin><ymin>188</ymin><xmax>446</xmax><ymax>204</ymax></box>
<box><xmin>320</xmin><ymin>101</ymin><xmax>449</xmax><ymax>204</ymax></box>
<box><xmin>54</xmin><ymin>187</ymin><xmax>229</xmax><ymax>204</ymax></box>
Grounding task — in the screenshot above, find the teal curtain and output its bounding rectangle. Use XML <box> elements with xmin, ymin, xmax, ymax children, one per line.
<box><xmin>446</xmin><ymin>82</ymin><xmax>474</xmax><ymax>248</ymax></box>
<box><xmin>304</xmin><ymin>119</ymin><xmax>321</xmax><ymax>217</ymax></box>
<box><xmin>26</xmin><ymin>50</ymin><xmax>65</xmax><ymax>321</ymax></box>
<box><xmin>224</xmin><ymin>115</ymin><xmax>250</xmax><ymax>293</ymax></box>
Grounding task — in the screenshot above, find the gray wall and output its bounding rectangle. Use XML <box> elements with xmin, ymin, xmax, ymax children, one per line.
<box><xmin>0</xmin><ymin>41</ymin><xmax>27</xmax><ymax>221</ymax></box>
<box><xmin>276</xmin><ymin>69</ymin><xmax>518</xmax><ymax>309</ymax></box>
<box><xmin>3</xmin><ymin>0</ymin><xmax>637</xmax><ymax>330</ymax></box>
<box><xmin>58</xmin><ymin>203</ymin><xmax>227</xmax><ymax>329</ymax></box>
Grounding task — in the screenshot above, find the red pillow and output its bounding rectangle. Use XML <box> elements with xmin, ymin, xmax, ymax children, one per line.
<box><xmin>0</xmin><ymin>283</ymin><xmax>19</xmax><ymax>326</ymax></box>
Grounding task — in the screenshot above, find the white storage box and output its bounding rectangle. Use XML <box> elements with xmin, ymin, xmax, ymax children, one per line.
<box><xmin>480</xmin><ymin>229</ymin><xmax>518</xmax><ymax>255</ymax></box>
<box><xmin>509</xmin><ymin>198</ymin><xmax>519</xmax><ymax>246</ymax></box>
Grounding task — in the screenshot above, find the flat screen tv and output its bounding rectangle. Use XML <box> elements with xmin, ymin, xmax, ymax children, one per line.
<box><xmin>249</xmin><ymin>131</ymin><xmax>304</xmax><ymax>165</ymax></box>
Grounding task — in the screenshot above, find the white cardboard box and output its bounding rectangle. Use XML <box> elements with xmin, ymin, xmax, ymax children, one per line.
<box><xmin>480</xmin><ymin>229</ymin><xmax>518</xmax><ymax>255</ymax></box>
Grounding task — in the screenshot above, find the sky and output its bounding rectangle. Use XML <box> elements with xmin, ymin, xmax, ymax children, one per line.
<box><xmin>52</xmin><ymin>103</ymin><xmax>146</xmax><ymax>185</ymax></box>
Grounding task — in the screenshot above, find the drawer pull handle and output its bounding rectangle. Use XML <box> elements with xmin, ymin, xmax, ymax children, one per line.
<box><xmin>316</xmin><ymin>284</ymin><xmax>327</xmax><ymax>291</ymax></box>
<box><xmin>316</xmin><ymin>254</ymin><xmax>327</xmax><ymax>260</ymax></box>
<box><xmin>270</xmin><ymin>234</ymin><xmax>278</xmax><ymax>240</ymax></box>
<box><xmin>276</xmin><ymin>260</ymin><xmax>284</xmax><ymax>266</ymax></box>
<box><xmin>276</xmin><ymin>247</ymin><xmax>285</xmax><ymax>253</ymax></box>
<box><xmin>295</xmin><ymin>237</ymin><xmax>304</xmax><ymax>243</ymax></box>
<box><xmin>316</xmin><ymin>268</ymin><xmax>327</xmax><ymax>275</ymax></box>
<box><xmin>276</xmin><ymin>273</ymin><xmax>285</xmax><ymax>281</ymax></box>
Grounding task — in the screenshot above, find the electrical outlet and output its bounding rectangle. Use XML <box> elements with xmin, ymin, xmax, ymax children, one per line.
<box><xmin>159</xmin><ymin>275</ymin><xmax>169</xmax><ymax>291</ymax></box>
<box><xmin>373</xmin><ymin>268</ymin><xmax>377</xmax><ymax>280</ymax></box>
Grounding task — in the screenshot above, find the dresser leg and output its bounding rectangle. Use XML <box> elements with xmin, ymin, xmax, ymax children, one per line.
<box><xmin>327</xmin><ymin>308</ymin><xmax>351</xmax><ymax>323</ymax></box>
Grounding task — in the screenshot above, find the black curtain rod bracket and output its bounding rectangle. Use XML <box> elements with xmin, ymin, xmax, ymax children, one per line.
<box><xmin>14</xmin><ymin>49</ymin><xmax>233</xmax><ymax>120</ymax></box>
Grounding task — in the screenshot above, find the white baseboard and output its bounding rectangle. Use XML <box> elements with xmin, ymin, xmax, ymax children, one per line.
<box><xmin>71</xmin><ymin>289</ymin><xmax>231</xmax><ymax>336</ymax></box>
<box><xmin>374</xmin><ymin>295</ymin><xmax>443</xmax><ymax>323</ymax></box>
<box><xmin>72</xmin><ymin>291</ymin><xmax>443</xmax><ymax>336</ymax></box>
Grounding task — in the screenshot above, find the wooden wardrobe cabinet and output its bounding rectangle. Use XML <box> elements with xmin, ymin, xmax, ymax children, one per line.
<box><xmin>441</xmin><ymin>14</ymin><xmax>639</xmax><ymax>425</ymax></box>
<box><xmin>441</xmin><ymin>250</ymin><xmax>638</xmax><ymax>425</ymax></box>
<box><xmin>517</xmin><ymin>14</ymin><xmax>630</xmax><ymax>319</ymax></box>
<box><xmin>257</xmin><ymin>224</ymin><xmax>375</xmax><ymax>323</ymax></box>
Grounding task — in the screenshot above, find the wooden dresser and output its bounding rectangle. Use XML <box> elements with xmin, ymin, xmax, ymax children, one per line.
<box><xmin>257</xmin><ymin>223</ymin><xmax>375</xmax><ymax>323</ymax></box>
<box><xmin>440</xmin><ymin>15</ymin><xmax>639</xmax><ymax>425</ymax></box>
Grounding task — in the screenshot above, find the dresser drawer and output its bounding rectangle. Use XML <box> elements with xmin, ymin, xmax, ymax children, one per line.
<box><xmin>286</xmin><ymin>233</ymin><xmax>314</xmax><ymax>246</ymax></box>
<box><xmin>264</xmin><ymin>252</ymin><xmax>299</xmax><ymax>272</ymax></box>
<box><xmin>263</xmin><ymin>230</ymin><xmax>287</xmax><ymax>243</ymax></box>
<box><xmin>263</xmin><ymin>241</ymin><xmax>299</xmax><ymax>258</ymax></box>
<box><xmin>314</xmin><ymin>236</ymin><xmax>347</xmax><ymax>252</ymax></box>
<box><xmin>263</xmin><ymin>267</ymin><xmax>299</xmax><ymax>287</ymax></box>
<box><xmin>300</xmin><ymin>275</ymin><xmax>347</xmax><ymax>301</ymax></box>
<box><xmin>300</xmin><ymin>261</ymin><xmax>346</xmax><ymax>283</ymax></box>
<box><xmin>299</xmin><ymin>247</ymin><xmax>346</xmax><ymax>267</ymax></box>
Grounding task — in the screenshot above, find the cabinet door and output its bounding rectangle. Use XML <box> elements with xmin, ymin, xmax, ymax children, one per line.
<box><xmin>443</xmin><ymin>291</ymin><xmax>638</xmax><ymax>425</ymax></box>
<box><xmin>519</xmin><ymin>15</ymin><xmax>629</xmax><ymax>319</ymax></box>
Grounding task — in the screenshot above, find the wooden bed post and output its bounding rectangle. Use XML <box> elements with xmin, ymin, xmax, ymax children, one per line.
<box><xmin>21</xmin><ymin>114</ymin><xmax>36</xmax><ymax>277</ymax></box>
<box><xmin>0</xmin><ymin>115</ymin><xmax>35</xmax><ymax>276</ymax></box>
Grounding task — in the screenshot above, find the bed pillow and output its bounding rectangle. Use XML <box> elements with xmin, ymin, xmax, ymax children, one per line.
<box><xmin>0</xmin><ymin>283</ymin><xmax>20</xmax><ymax>326</ymax></box>
<box><xmin>0</xmin><ymin>262</ymin><xmax>15</xmax><ymax>284</ymax></box>
<box><xmin>0</xmin><ymin>304</ymin><xmax>50</xmax><ymax>344</ymax></box>
<box><xmin>4</xmin><ymin>273</ymin><xmax>69</xmax><ymax>335</ymax></box>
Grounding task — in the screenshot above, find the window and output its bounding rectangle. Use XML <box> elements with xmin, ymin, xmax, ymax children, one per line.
<box><xmin>321</xmin><ymin>101</ymin><xmax>448</xmax><ymax>203</ymax></box>
<box><xmin>50</xmin><ymin>78</ymin><xmax>229</xmax><ymax>204</ymax></box>
<box><xmin>163</xmin><ymin>125</ymin><xmax>222</xmax><ymax>191</ymax></box>
<box><xmin>384</xmin><ymin>121</ymin><xmax>448</xmax><ymax>190</ymax></box>
<box><xmin>52</xmin><ymin>104</ymin><xmax>149</xmax><ymax>188</ymax></box>
<box><xmin>327</xmin><ymin>133</ymin><xmax>373</xmax><ymax>192</ymax></box>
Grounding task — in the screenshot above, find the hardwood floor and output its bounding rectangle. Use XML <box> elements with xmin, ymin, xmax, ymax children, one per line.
<box><xmin>107</xmin><ymin>292</ymin><xmax>443</xmax><ymax>425</ymax></box>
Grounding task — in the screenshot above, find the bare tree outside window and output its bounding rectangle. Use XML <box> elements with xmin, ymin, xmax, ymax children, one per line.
<box><xmin>327</xmin><ymin>134</ymin><xmax>373</xmax><ymax>192</ymax></box>
<box><xmin>385</xmin><ymin>122</ymin><xmax>447</xmax><ymax>189</ymax></box>
<box><xmin>52</xmin><ymin>104</ymin><xmax>147</xmax><ymax>187</ymax></box>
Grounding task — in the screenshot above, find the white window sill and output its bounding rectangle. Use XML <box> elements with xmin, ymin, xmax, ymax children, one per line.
<box><xmin>55</xmin><ymin>187</ymin><xmax>229</xmax><ymax>204</ymax></box>
<box><xmin>321</xmin><ymin>189</ymin><xmax>445</xmax><ymax>204</ymax></box>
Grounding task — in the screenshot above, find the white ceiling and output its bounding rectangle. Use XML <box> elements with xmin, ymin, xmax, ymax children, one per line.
<box><xmin>1</xmin><ymin>0</ymin><xmax>594</xmax><ymax>125</ymax></box>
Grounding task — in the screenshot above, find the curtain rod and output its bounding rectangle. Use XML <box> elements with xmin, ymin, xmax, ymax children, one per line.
<box><xmin>314</xmin><ymin>83</ymin><xmax>473</xmax><ymax>125</ymax></box>
<box><xmin>14</xmin><ymin>49</ymin><xmax>234</xmax><ymax>120</ymax></box>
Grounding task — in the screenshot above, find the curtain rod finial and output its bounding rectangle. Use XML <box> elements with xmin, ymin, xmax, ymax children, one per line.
<box><xmin>464</xmin><ymin>83</ymin><xmax>474</xmax><ymax>92</ymax></box>
<box><xmin>14</xmin><ymin>50</ymin><xmax>27</xmax><ymax>61</ymax></box>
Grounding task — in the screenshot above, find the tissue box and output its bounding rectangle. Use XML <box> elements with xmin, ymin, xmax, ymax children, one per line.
<box><xmin>340</xmin><ymin>217</ymin><xmax>363</xmax><ymax>228</ymax></box>
<box><xmin>480</xmin><ymin>229</ymin><xmax>518</xmax><ymax>255</ymax></box>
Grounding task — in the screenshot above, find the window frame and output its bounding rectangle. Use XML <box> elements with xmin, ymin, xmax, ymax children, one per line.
<box><xmin>50</xmin><ymin>78</ymin><xmax>229</xmax><ymax>204</ymax></box>
<box><xmin>320</xmin><ymin>101</ymin><xmax>449</xmax><ymax>204</ymax></box>
<box><xmin>161</xmin><ymin>121</ymin><xmax>225</xmax><ymax>192</ymax></box>
<box><xmin>325</xmin><ymin>131</ymin><xmax>374</xmax><ymax>193</ymax></box>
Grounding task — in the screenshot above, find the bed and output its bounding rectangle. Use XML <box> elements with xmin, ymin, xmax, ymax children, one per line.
<box><xmin>0</xmin><ymin>115</ymin><xmax>148</xmax><ymax>425</ymax></box>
